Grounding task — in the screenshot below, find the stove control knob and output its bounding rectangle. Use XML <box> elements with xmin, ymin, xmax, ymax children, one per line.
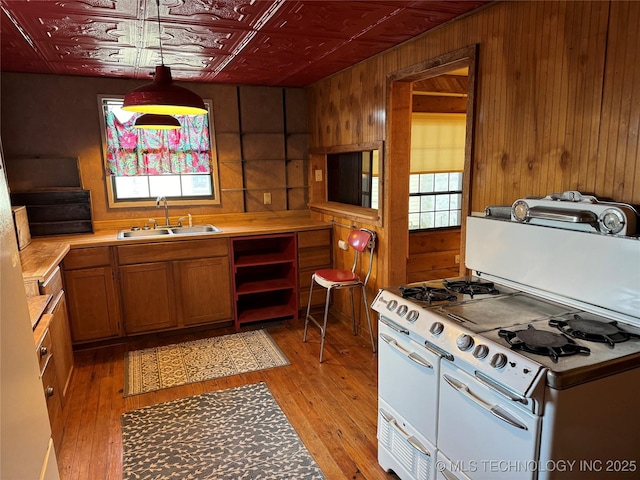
<box><xmin>406</xmin><ymin>310</ymin><xmax>419</xmax><ymax>323</ymax></box>
<box><xmin>387</xmin><ymin>300</ymin><xmax>398</xmax><ymax>312</ymax></box>
<box><xmin>456</xmin><ymin>334</ymin><xmax>474</xmax><ymax>351</ymax></box>
<box><xmin>473</xmin><ymin>344</ymin><xmax>489</xmax><ymax>359</ymax></box>
<box><xmin>490</xmin><ymin>353</ymin><xmax>508</xmax><ymax>369</ymax></box>
<box><xmin>397</xmin><ymin>305</ymin><xmax>408</xmax><ymax>317</ymax></box>
<box><xmin>430</xmin><ymin>322</ymin><xmax>444</xmax><ymax>335</ymax></box>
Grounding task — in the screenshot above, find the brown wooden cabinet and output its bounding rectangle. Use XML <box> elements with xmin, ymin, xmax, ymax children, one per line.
<box><xmin>231</xmin><ymin>233</ymin><xmax>298</xmax><ymax>328</ymax></box>
<box><xmin>33</xmin><ymin>314</ymin><xmax>64</xmax><ymax>452</ymax></box>
<box><xmin>119</xmin><ymin>262</ymin><xmax>177</xmax><ymax>334</ymax></box>
<box><xmin>116</xmin><ymin>238</ymin><xmax>232</xmax><ymax>335</ymax></box>
<box><xmin>38</xmin><ymin>266</ymin><xmax>74</xmax><ymax>407</ymax></box>
<box><xmin>47</xmin><ymin>293</ymin><xmax>74</xmax><ymax>405</ymax></box>
<box><xmin>174</xmin><ymin>257</ymin><xmax>232</xmax><ymax>327</ymax></box>
<box><xmin>63</xmin><ymin>247</ymin><xmax>121</xmax><ymax>343</ymax></box>
<box><xmin>297</xmin><ymin>228</ymin><xmax>332</xmax><ymax>310</ymax></box>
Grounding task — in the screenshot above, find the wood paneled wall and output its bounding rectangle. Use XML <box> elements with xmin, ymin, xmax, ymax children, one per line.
<box><xmin>0</xmin><ymin>74</ymin><xmax>308</xmax><ymax>225</ymax></box>
<box><xmin>308</xmin><ymin>0</ymin><xmax>640</xmax><ymax>206</ymax></box>
<box><xmin>306</xmin><ymin>0</ymin><xmax>640</xmax><ymax>328</ymax></box>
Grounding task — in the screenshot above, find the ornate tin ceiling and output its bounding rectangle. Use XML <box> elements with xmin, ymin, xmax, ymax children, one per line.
<box><xmin>0</xmin><ymin>0</ymin><xmax>489</xmax><ymax>87</ymax></box>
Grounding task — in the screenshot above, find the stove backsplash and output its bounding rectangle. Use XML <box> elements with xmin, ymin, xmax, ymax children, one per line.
<box><xmin>465</xmin><ymin>216</ymin><xmax>640</xmax><ymax>323</ymax></box>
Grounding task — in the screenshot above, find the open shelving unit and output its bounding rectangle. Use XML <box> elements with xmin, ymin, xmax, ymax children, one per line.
<box><xmin>231</xmin><ymin>233</ymin><xmax>298</xmax><ymax>329</ymax></box>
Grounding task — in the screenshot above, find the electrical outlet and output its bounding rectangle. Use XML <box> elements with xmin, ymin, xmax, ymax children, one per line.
<box><xmin>338</xmin><ymin>240</ymin><xmax>349</xmax><ymax>251</ymax></box>
<box><xmin>455</xmin><ymin>254</ymin><xmax>460</xmax><ymax>264</ymax></box>
<box><xmin>263</xmin><ymin>192</ymin><xmax>272</xmax><ymax>205</ymax></box>
<box><xmin>314</xmin><ymin>169</ymin><xmax>323</xmax><ymax>182</ymax></box>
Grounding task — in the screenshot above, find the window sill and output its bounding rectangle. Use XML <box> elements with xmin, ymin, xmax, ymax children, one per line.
<box><xmin>308</xmin><ymin>202</ymin><xmax>381</xmax><ymax>226</ymax></box>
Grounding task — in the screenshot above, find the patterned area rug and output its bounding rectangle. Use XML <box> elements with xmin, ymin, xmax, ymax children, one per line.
<box><xmin>121</xmin><ymin>382</ymin><xmax>326</xmax><ymax>480</ymax></box>
<box><xmin>124</xmin><ymin>329</ymin><xmax>289</xmax><ymax>396</ymax></box>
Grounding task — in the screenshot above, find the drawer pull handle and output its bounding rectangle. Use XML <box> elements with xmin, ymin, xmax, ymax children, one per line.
<box><xmin>45</xmin><ymin>387</ymin><xmax>55</xmax><ymax>398</ymax></box>
<box><xmin>40</xmin><ymin>346</ymin><xmax>48</xmax><ymax>357</ymax></box>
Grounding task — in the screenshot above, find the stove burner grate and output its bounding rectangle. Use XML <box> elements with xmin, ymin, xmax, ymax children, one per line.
<box><xmin>443</xmin><ymin>278</ymin><xmax>499</xmax><ymax>298</ymax></box>
<box><xmin>499</xmin><ymin>325</ymin><xmax>591</xmax><ymax>363</ymax></box>
<box><xmin>399</xmin><ymin>285</ymin><xmax>458</xmax><ymax>304</ymax></box>
<box><xmin>549</xmin><ymin>314</ymin><xmax>640</xmax><ymax>347</ymax></box>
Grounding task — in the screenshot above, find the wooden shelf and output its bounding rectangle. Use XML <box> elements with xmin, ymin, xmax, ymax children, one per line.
<box><xmin>231</xmin><ymin>233</ymin><xmax>298</xmax><ymax>328</ymax></box>
<box><xmin>236</xmin><ymin>278</ymin><xmax>295</xmax><ymax>296</ymax></box>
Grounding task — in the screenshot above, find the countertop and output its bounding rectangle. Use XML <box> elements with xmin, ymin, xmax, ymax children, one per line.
<box><xmin>25</xmin><ymin>217</ymin><xmax>333</xmax><ymax>249</ymax></box>
<box><xmin>19</xmin><ymin>242</ymin><xmax>70</xmax><ymax>283</ymax></box>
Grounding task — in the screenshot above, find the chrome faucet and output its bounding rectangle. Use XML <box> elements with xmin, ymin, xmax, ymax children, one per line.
<box><xmin>156</xmin><ymin>195</ymin><xmax>170</xmax><ymax>227</ymax></box>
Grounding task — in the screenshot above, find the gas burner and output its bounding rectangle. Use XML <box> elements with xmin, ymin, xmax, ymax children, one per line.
<box><xmin>399</xmin><ymin>285</ymin><xmax>457</xmax><ymax>304</ymax></box>
<box><xmin>443</xmin><ymin>278</ymin><xmax>499</xmax><ymax>298</ymax></box>
<box><xmin>549</xmin><ymin>314</ymin><xmax>640</xmax><ymax>347</ymax></box>
<box><xmin>499</xmin><ymin>325</ymin><xmax>591</xmax><ymax>363</ymax></box>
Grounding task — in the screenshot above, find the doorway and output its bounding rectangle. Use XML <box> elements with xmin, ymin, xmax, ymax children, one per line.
<box><xmin>383</xmin><ymin>45</ymin><xmax>478</xmax><ymax>286</ymax></box>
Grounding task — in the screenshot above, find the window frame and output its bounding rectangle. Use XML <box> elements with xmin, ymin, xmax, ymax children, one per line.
<box><xmin>98</xmin><ymin>95</ymin><xmax>221</xmax><ymax>209</ymax></box>
<box><xmin>408</xmin><ymin>171</ymin><xmax>463</xmax><ymax>231</ymax></box>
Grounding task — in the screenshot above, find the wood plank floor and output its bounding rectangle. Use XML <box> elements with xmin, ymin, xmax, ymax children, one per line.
<box><xmin>56</xmin><ymin>315</ymin><xmax>399</xmax><ymax>480</ymax></box>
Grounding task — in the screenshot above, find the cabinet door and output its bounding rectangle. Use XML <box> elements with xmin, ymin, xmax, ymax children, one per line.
<box><xmin>120</xmin><ymin>262</ymin><xmax>176</xmax><ymax>334</ymax></box>
<box><xmin>48</xmin><ymin>293</ymin><xmax>74</xmax><ymax>405</ymax></box>
<box><xmin>175</xmin><ymin>257</ymin><xmax>232</xmax><ymax>327</ymax></box>
<box><xmin>64</xmin><ymin>267</ymin><xmax>120</xmax><ymax>342</ymax></box>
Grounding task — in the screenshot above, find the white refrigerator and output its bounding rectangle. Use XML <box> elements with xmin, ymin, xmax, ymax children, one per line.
<box><xmin>0</xmin><ymin>145</ymin><xmax>60</xmax><ymax>479</ymax></box>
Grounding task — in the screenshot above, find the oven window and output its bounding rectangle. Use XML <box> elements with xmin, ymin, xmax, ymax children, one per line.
<box><xmin>408</xmin><ymin>172</ymin><xmax>462</xmax><ymax>230</ymax></box>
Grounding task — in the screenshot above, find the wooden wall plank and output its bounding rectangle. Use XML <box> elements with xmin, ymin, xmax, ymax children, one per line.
<box><xmin>307</xmin><ymin>0</ymin><xmax>638</xmax><ymax>329</ymax></box>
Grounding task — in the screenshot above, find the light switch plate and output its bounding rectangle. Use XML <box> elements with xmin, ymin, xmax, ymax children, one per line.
<box><xmin>263</xmin><ymin>192</ymin><xmax>272</xmax><ymax>205</ymax></box>
<box><xmin>314</xmin><ymin>169</ymin><xmax>323</xmax><ymax>182</ymax></box>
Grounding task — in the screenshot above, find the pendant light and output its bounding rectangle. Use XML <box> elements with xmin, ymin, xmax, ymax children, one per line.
<box><xmin>122</xmin><ymin>0</ymin><xmax>206</xmax><ymax>116</ymax></box>
<box><xmin>134</xmin><ymin>113</ymin><xmax>181</xmax><ymax>130</ymax></box>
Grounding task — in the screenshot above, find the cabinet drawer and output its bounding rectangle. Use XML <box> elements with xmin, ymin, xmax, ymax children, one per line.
<box><xmin>298</xmin><ymin>249</ymin><xmax>331</xmax><ymax>269</ymax></box>
<box><xmin>117</xmin><ymin>238</ymin><xmax>229</xmax><ymax>265</ymax></box>
<box><xmin>298</xmin><ymin>229</ymin><xmax>331</xmax><ymax>249</ymax></box>
<box><xmin>64</xmin><ymin>247</ymin><xmax>111</xmax><ymax>270</ymax></box>
<box><xmin>40</xmin><ymin>266</ymin><xmax>63</xmax><ymax>296</ymax></box>
<box><xmin>40</xmin><ymin>356</ymin><xmax>63</xmax><ymax>451</ymax></box>
<box><xmin>36</xmin><ymin>328</ymin><xmax>53</xmax><ymax>376</ymax></box>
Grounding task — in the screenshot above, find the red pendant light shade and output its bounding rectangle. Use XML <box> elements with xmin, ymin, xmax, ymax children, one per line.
<box><xmin>134</xmin><ymin>113</ymin><xmax>181</xmax><ymax>130</ymax></box>
<box><xmin>123</xmin><ymin>65</ymin><xmax>206</xmax><ymax>115</ymax></box>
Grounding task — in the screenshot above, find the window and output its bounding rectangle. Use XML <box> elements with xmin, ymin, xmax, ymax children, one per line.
<box><xmin>409</xmin><ymin>113</ymin><xmax>466</xmax><ymax>230</ymax></box>
<box><xmin>408</xmin><ymin>172</ymin><xmax>462</xmax><ymax>230</ymax></box>
<box><xmin>99</xmin><ymin>96</ymin><xmax>220</xmax><ymax>207</ymax></box>
<box><xmin>327</xmin><ymin>150</ymin><xmax>377</xmax><ymax>208</ymax></box>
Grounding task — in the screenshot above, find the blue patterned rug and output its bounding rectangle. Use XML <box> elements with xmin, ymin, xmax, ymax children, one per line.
<box><xmin>124</xmin><ymin>329</ymin><xmax>289</xmax><ymax>396</ymax></box>
<box><xmin>121</xmin><ymin>382</ymin><xmax>326</xmax><ymax>480</ymax></box>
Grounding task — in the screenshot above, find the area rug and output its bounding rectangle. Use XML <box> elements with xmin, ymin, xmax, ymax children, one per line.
<box><xmin>121</xmin><ymin>382</ymin><xmax>326</xmax><ymax>480</ymax></box>
<box><xmin>124</xmin><ymin>329</ymin><xmax>289</xmax><ymax>396</ymax></box>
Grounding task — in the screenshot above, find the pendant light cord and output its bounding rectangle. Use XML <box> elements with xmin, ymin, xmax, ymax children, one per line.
<box><xmin>156</xmin><ymin>0</ymin><xmax>164</xmax><ymax>66</ymax></box>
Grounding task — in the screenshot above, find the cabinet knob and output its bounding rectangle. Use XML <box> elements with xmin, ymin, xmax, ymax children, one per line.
<box><xmin>45</xmin><ymin>386</ymin><xmax>55</xmax><ymax>398</ymax></box>
<box><xmin>39</xmin><ymin>346</ymin><xmax>48</xmax><ymax>357</ymax></box>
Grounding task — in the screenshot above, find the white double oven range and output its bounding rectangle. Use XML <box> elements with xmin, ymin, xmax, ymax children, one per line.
<box><xmin>373</xmin><ymin>193</ymin><xmax>640</xmax><ymax>480</ymax></box>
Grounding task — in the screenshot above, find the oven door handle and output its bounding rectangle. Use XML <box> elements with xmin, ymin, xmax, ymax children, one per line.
<box><xmin>379</xmin><ymin>409</ymin><xmax>431</xmax><ymax>457</ymax></box>
<box><xmin>474</xmin><ymin>371</ymin><xmax>528</xmax><ymax>405</ymax></box>
<box><xmin>443</xmin><ymin>374</ymin><xmax>528</xmax><ymax>431</ymax></box>
<box><xmin>379</xmin><ymin>317</ymin><xmax>410</xmax><ymax>335</ymax></box>
<box><xmin>380</xmin><ymin>333</ymin><xmax>433</xmax><ymax>369</ymax></box>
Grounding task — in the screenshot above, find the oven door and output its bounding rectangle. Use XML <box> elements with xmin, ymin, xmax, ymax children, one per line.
<box><xmin>378</xmin><ymin>318</ymin><xmax>440</xmax><ymax>444</ymax></box>
<box><xmin>437</xmin><ymin>361</ymin><xmax>541</xmax><ymax>480</ymax></box>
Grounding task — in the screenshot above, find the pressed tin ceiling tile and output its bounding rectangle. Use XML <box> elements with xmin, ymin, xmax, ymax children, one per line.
<box><xmin>0</xmin><ymin>0</ymin><xmax>491</xmax><ymax>86</ymax></box>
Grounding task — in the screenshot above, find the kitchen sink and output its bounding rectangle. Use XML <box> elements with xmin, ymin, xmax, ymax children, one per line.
<box><xmin>117</xmin><ymin>224</ymin><xmax>221</xmax><ymax>240</ymax></box>
<box><xmin>170</xmin><ymin>225</ymin><xmax>221</xmax><ymax>235</ymax></box>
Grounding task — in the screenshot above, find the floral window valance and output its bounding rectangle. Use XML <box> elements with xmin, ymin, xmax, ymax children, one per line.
<box><xmin>105</xmin><ymin>111</ymin><xmax>212</xmax><ymax>176</ymax></box>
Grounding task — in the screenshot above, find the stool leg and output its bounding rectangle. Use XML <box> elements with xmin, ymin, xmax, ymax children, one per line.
<box><xmin>303</xmin><ymin>276</ymin><xmax>315</xmax><ymax>342</ymax></box>
<box><xmin>349</xmin><ymin>287</ymin><xmax>357</xmax><ymax>335</ymax></box>
<box><xmin>361</xmin><ymin>285</ymin><xmax>376</xmax><ymax>353</ymax></box>
<box><xmin>319</xmin><ymin>286</ymin><xmax>332</xmax><ymax>363</ymax></box>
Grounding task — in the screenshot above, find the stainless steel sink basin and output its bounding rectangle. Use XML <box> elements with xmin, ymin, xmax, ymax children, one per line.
<box><xmin>119</xmin><ymin>228</ymin><xmax>172</xmax><ymax>238</ymax></box>
<box><xmin>117</xmin><ymin>224</ymin><xmax>221</xmax><ymax>240</ymax></box>
<box><xmin>170</xmin><ymin>225</ymin><xmax>221</xmax><ymax>235</ymax></box>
